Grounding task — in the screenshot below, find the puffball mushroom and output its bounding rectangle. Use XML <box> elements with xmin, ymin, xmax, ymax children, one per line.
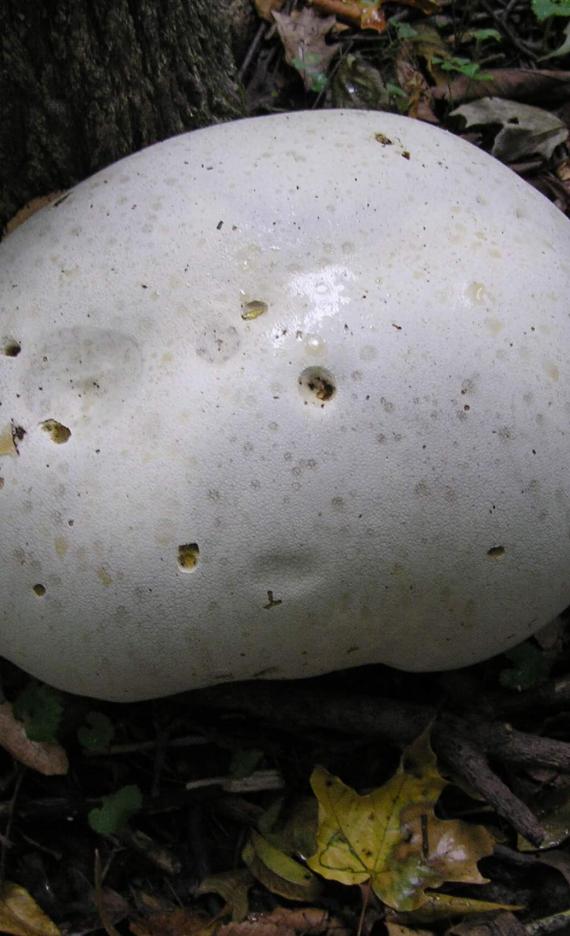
<box><xmin>1</xmin><ymin>110</ymin><xmax>569</xmax><ymax>702</ymax></box>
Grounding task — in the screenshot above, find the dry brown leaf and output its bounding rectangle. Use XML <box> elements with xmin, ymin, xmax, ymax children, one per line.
<box><xmin>130</xmin><ymin>908</ymin><xmax>219</xmax><ymax>935</ymax></box>
<box><xmin>447</xmin><ymin>910</ymin><xmax>527</xmax><ymax>936</ymax></box>
<box><xmin>0</xmin><ymin>703</ymin><xmax>68</xmax><ymax>775</ymax></box>
<box><xmin>310</xmin><ymin>0</ymin><xmax>386</xmax><ymax>32</ymax></box>
<box><xmin>0</xmin><ymin>882</ymin><xmax>60</xmax><ymax>936</ymax></box>
<box><xmin>395</xmin><ymin>52</ymin><xmax>438</xmax><ymax>122</ymax></box>
<box><xmin>254</xmin><ymin>0</ymin><xmax>284</xmax><ymax>22</ymax></box>
<box><xmin>220</xmin><ymin>906</ymin><xmax>349</xmax><ymax>935</ymax></box>
<box><xmin>432</xmin><ymin>69</ymin><xmax>570</xmax><ymax>106</ymax></box>
<box><xmin>273</xmin><ymin>8</ymin><xmax>339</xmax><ymax>92</ymax></box>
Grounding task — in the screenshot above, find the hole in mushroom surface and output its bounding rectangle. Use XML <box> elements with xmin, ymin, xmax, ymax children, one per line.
<box><xmin>241</xmin><ymin>299</ymin><xmax>268</xmax><ymax>321</ymax></box>
<box><xmin>2</xmin><ymin>340</ymin><xmax>21</xmax><ymax>357</ymax></box>
<box><xmin>487</xmin><ymin>545</ymin><xmax>506</xmax><ymax>560</ymax></box>
<box><xmin>41</xmin><ymin>419</ymin><xmax>71</xmax><ymax>444</ymax></box>
<box><xmin>298</xmin><ymin>366</ymin><xmax>336</xmax><ymax>406</ymax></box>
<box><xmin>178</xmin><ymin>543</ymin><xmax>200</xmax><ymax>572</ymax></box>
<box><xmin>33</xmin><ymin>583</ymin><xmax>46</xmax><ymax>596</ymax></box>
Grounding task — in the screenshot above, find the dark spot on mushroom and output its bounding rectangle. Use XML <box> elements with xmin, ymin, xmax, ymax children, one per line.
<box><xmin>41</xmin><ymin>419</ymin><xmax>71</xmax><ymax>444</ymax></box>
<box><xmin>264</xmin><ymin>590</ymin><xmax>282</xmax><ymax>609</ymax></box>
<box><xmin>33</xmin><ymin>583</ymin><xmax>46</xmax><ymax>596</ymax></box>
<box><xmin>298</xmin><ymin>366</ymin><xmax>336</xmax><ymax>406</ymax></box>
<box><xmin>487</xmin><ymin>545</ymin><xmax>505</xmax><ymax>560</ymax></box>
<box><xmin>178</xmin><ymin>543</ymin><xmax>200</xmax><ymax>572</ymax></box>
<box><xmin>2</xmin><ymin>340</ymin><xmax>21</xmax><ymax>357</ymax></box>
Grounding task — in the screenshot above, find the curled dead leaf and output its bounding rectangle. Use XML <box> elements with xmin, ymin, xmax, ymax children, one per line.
<box><xmin>0</xmin><ymin>702</ymin><xmax>68</xmax><ymax>775</ymax></box>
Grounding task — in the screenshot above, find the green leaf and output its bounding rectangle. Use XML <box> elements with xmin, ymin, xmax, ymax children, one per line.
<box><xmin>243</xmin><ymin>831</ymin><xmax>322</xmax><ymax>902</ymax></box>
<box><xmin>88</xmin><ymin>784</ymin><xmax>143</xmax><ymax>835</ymax></box>
<box><xmin>500</xmin><ymin>641</ymin><xmax>550</xmax><ymax>692</ymax></box>
<box><xmin>432</xmin><ymin>55</ymin><xmax>491</xmax><ymax>80</ymax></box>
<box><xmin>12</xmin><ymin>684</ymin><xmax>63</xmax><ymax>743</ymax></box>
<box><xmin>229</xmin><ymin>748</ymin><xmax>264</xmax><ymax>779</ymax></box>
<box><xmin>391</xmin><ymin>21</ymin><xmax>418</xmax><ymax>39</ymax></box>
<box><xmin>471</xmin><ymin>28</ymin><xmax>502</xmax><ymax>42</ymax></box>
<box><xmin>78</xmin><ymin>711</ymin><xmax>115</xmax><ymax>751</ymax></box>
<box><xmin>532</xmin><ymin>0</ymin><xmax>570</xmax><ymax>21</ymax></box>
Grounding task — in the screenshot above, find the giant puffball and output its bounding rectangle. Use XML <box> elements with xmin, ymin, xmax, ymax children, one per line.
<box><xmin>1</xmin><ymin>110</ymin><xmax>569</xmax><ymax>701</ymax></box>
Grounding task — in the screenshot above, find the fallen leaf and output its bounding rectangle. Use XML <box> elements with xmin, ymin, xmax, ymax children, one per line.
<box><xmin>330</xmin><ymin>54</ymin><xmax>391</xmax><ymax>110</ymax></box>
<box><xmin>254</xmin><ymin>0</ymin><xmax>284</xmax><ymax>21</ymax></box>
<box><xmin>446</xmin><ymin>910</ymin><xmax>527</xmax><ymax>935</ymax></box>
<box><xmin>220</xmin><ymin>906</ymin><xmax>350</xmax><ymax>935</ymax></box>
<box><xmin>0</xmin><ymin>882</ymin><xmax>61</xmax><ymax>936</ymax></box>
<box><xmin>307</xmin><ymin>731</ymin><xmax>495</xmax><ymax>912</ymax></box>
<box><xmin>392</xmin><ymin>893</ymin><xmax>524</xmax><ymax>924</ymax></box>
<box><xmin>385</xmin><ymin>925</ymin><xmax>432</xmax><ymax>936</ymax></box>
<box><xmin>258</xmin><ymin>796</ymin><xmax>318</xmax><ymax>863</ymax></box>
<box><xmin>310</xmin><ymin>0</ymin><xmax>387</xmax><ymax>32</ymax></box>
<box><xmin>243</xmin><ymin>830</ymin><xmax>322</xmax><ymax>902</ymax></box>
<box><xmin>273</xmin><ymin>8</ymin><xmax>339</xmax><ymax>93</ymax></box>
<box><xmin>0</xmin><ymin>702</ymin><xmax>68</xmax><ymax>776</ymax></box>
<box><xmin>539</xmin><ymin>21</ymin><xmax>570</xmax><ymax>60</ymax></box>
<box><xmin>518</xmin><ymin>788</ymin><xmax>570</xmax><ymax>849</ymax></box>
<box><xmin>198</xmin><ymin>869</ymin><xmax>255</xmax><ymax>922</ymax></box>
<box><xmin>130</xmin><ymin>908</ymin><xmax>218</xmax><ymax>935</ymax></box>
<box><xmin>432</xmin><ymin>68</ymin><xmax>570</xmax><ymax>105</ymax></box>
<box><xmin>451</xmin><ymin>97</ymin><xmax>568</xmax><ymax>162</ymax></box>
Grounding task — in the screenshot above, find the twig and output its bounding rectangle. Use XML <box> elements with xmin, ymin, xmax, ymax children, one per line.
<box><xmin>195</xmin><ymin>683</ymin><xmax>566</xmax><ymax>844</ymax></box>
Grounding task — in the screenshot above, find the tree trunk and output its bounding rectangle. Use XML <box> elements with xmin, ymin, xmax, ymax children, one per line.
<box><xmin>0</xmin><ymin>0</ymin><xmax>246</xmax><ymax>230</ymax></box>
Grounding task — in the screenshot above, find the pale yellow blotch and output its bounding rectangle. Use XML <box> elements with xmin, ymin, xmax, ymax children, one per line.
<box><xmin>466</xmin><ymin>282</ymin><xmax>488</xmax><ymax>305</ymax></box>
<box><xmin>54</xmin><ymin>536</ymin><xmax>69</xmax><ymax>559</ymax></box>
<box><xmin>0</xmin><ymin>425</ymin><xmax>17</xmax><ymax>457</ymax></box>
<box><xmin>97</xmin><ymin>567</ymin><xmax>113</xmax><ymax>587</ymax></box>
<box><xmin>160</xmin><ymin>351</ymin><xmax>173</xmax><ymax>364</ymax></box>
<box><xmin>485</xmin><ymin>317</ymin><xmax>504</xmax><ymax>336</ymax></box>
<box><xmin>545</xmin><ymin>362</ymin><xmax>560</xmax><ymax>382</ymax></box>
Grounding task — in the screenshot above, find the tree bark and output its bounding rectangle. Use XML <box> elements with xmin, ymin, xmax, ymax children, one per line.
<box><xmin>0</xmin><ymin>0</ymin><xmax>246</xmax><ymax>230</ymax></box>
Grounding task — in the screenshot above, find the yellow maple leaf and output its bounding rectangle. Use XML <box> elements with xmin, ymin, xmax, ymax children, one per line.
<box><xmin>307</xmin><ymin>730</ymin><xmax>495</xmax><ymax>912</ymax></box>
<box><xmin>0</xmin><ymin>882</ymin><xmax>60</xmax><ymax>936</ymax></box>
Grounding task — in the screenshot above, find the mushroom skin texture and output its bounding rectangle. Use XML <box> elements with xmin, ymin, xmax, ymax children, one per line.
<box><xmin>1</xmin><ymin>110</ymin><xmax>569</xmax><ymax>702</ymax></box>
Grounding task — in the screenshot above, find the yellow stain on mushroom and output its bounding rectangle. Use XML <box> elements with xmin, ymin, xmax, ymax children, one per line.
<box><xmin>485</xmin><ymin>316</ymin><xmax>504</xmax><ymax>336</ymax></box>
<box><xmin>54</xmin><ymin>536</ymin><xmax>69</xmax><ymax>559</ymax></box>
<box><xmin>97</xmin><ymin>567</ymin><xmax>113</xmax><ymax>587</ymax></box>
<box><xmin>0</xmin><ymin>425</ymin><xmax>17</xmax><ymax>457</ymax></box>
<box><xmin>545</xmin><ymin>362</ymin><xmax>560</xmax><ymax>382</ymax></box>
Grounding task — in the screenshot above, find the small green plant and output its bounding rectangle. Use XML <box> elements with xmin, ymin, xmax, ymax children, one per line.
<box><xmin>88</xmin><ymin>784</ymin><xmax>143</xmax><ymax>835</ymax></box>
<box><xmin>432</xmin><ymin>55</ymin><xmax>492</xmax><ymax>80</ymax></box>
<box><xmin>13</xmin><ymin>683</ymin><xmax>63</xmax><ymax>743</ymax></box>
<box><xmin>390</xmin><ymin>20</ymin><xmax>418</xmax><ymax>40</ymax></box>
<box><xmin>77</xmin><ymin>711</ymin><xmax>115</xmax><ymax>752</ymax></box>
<box><xmin>532</xmin><ymin>0</ymin><xmax>570</xmax><ymax>22</ymax></box>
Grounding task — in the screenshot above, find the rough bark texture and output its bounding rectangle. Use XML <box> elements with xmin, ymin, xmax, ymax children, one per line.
<box><xmin>0</xmin><ymin>0</ymin><xmax>246</xmax><ymax>230</ymax></box>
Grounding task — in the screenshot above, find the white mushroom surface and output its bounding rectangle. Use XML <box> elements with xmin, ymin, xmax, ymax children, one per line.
<box><xmin>1</xmin><ymin>110</ymin><xmax>569</xmax><ymax>702</ymax></box>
